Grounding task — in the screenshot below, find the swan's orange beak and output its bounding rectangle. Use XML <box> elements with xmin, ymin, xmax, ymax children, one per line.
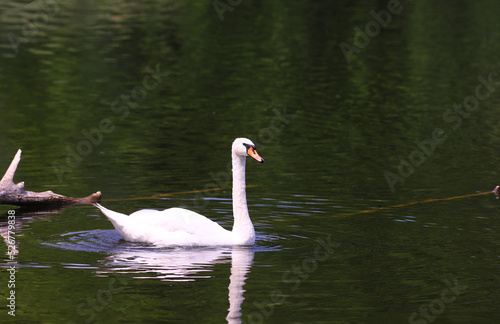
<box><xmin>247</xmin><ymin>146</ymin><xmax>264</xmax><ymax>163</ymax></box>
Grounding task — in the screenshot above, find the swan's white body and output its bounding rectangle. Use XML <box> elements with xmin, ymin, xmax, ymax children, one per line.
<box><xmin>94</xmin><ymin>138</ymin><xmax>264</xmax><ymax>246</ymax></box>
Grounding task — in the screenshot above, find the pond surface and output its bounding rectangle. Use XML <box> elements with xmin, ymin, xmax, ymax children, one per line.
<box><xmin>1</xmin><ymin>0</ymin><xmax>500</xmax><ymax>323</ymax></box>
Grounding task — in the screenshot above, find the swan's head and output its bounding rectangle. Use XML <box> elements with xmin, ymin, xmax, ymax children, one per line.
<box><xmin>232</xmin><ymin>138</ymin><xmax>265</xmax><ymax>163</ymax></box>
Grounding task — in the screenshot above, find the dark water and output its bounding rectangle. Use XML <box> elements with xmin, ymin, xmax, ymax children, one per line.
<box><xmin>1</xmin><ymin>0</ymin><xmax>500</xmax><ymax>323</ymax></box>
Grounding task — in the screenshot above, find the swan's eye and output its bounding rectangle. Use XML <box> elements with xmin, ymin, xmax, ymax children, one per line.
<box><xmin>243</xmin><ymin>143</ymin><xmax>256</xmax><ymax>152</ymax></box>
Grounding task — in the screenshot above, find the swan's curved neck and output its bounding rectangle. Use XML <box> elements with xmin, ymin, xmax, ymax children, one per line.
<box><xmin>231</xmin><ymin>153</ymin><xmax>255</xmax><ymax>244</ymax></box>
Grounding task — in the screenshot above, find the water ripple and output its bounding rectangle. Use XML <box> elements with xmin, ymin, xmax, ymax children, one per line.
<box><xmin>41</xmin><ymin>229</ymin><xmax>286</xmax><ymax>281</ymax></box>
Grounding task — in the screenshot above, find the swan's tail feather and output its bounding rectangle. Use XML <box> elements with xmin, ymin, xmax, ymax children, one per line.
<box><xmin>94</xmin><ymin>203</ymin><xmax>132</xmax><ymax>239</ymax></box>
<box><xmin>94</xmin><ymin>203</ymin><xmax>128</xmax><ymax>222</ymax></box>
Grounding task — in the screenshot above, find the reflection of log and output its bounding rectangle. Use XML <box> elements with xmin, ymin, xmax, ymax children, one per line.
<box><xmin>0</xmin><ymin>149</ymin><xmax>101</xmax><ymax>206</ymax></box>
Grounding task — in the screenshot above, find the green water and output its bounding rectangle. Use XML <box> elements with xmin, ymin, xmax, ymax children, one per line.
<box><xmin>1</xmin><ymin>0</ymin><xmax>500</xmax><ymax>323</ymax></box>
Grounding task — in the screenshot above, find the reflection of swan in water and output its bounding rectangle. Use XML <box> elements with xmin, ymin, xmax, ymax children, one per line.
<box><xmin>97</xmin><ymin>246</ymin><xmax>231</xmax><ymax>281</ymax></box>
<box><xmin>44</xmin><ymin>230</ymin><xmax>282</xmax><ymax>321</ymax></box>
<box><xmin>226</xmin><ymin>247</ymin><xmax>254</xmax><ymax>323</ymax></box>
<box><xmin>96</xmin><ymin>244</ymin><xmax>254</xmax><ymax>322</ymax></box>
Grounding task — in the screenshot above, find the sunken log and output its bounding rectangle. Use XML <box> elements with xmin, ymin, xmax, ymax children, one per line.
<box><xmin>0</xmin><ymin>149</ymin><xmax>101</xmax><ymax>206</ymax></box>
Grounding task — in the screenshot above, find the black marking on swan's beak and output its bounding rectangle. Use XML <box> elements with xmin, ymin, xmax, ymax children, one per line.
<box><xmin>243</xmin><ymin>144</ymin><xmax>264</xmax><ymax>163</ymax></box>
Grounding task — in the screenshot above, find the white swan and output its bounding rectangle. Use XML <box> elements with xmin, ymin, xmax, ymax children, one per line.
<box><xmin>94</xmin><ymin>138</ymin><xmax>264</xmax><ymax>246</ymax></box>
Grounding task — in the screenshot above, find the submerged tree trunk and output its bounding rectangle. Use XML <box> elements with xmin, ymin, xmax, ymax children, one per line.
<box><xmin>0</xmin><ymin>149</ymin><xmax>101</xmax><ymax>206</ymax></box>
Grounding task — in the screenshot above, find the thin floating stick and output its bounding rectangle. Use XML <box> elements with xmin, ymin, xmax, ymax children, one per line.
<box><xmin>338</xmin><ymin>191</ymin><xmax>492</xmax><ymax>218</ymax></box>
<box><xmin>102</xmin><ymin>185</ymin><xmax>259</xmax><ymax>202</ymax></box>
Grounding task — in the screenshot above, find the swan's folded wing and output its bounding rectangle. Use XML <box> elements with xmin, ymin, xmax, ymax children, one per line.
<box><xmin>129</xmin><ymin>207</ymin><xmax>228</xmax><ymax>234</ymax></box>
